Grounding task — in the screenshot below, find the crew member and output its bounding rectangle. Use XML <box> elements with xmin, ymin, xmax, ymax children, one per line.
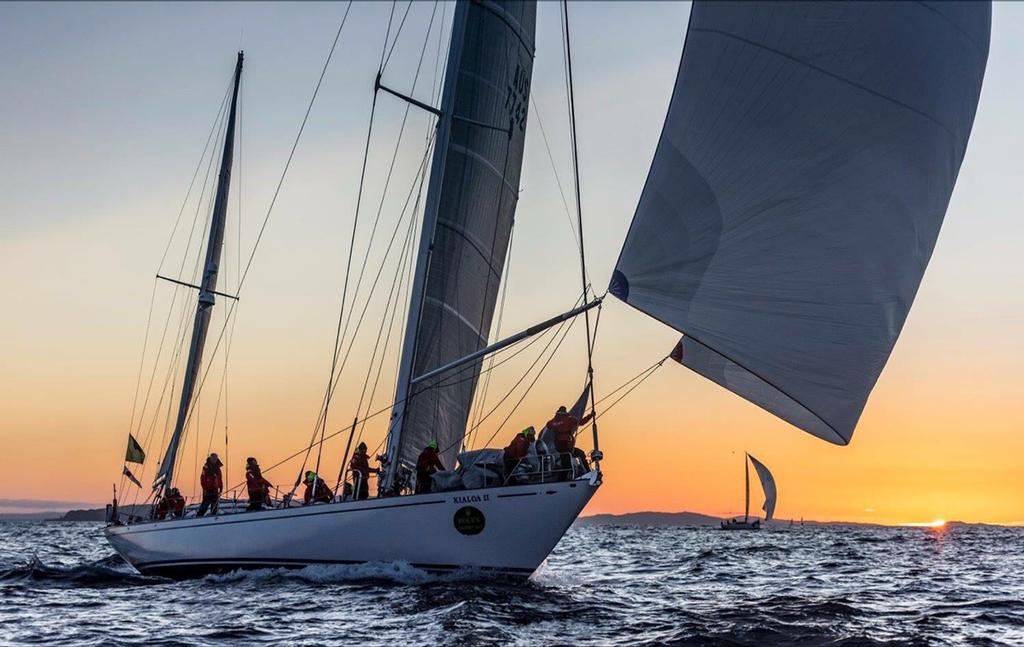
<box><xmin>503</xmin><ymin>426</ymin><xmax>536</xmax><ymax>482</ymax></box>
<box><xmin>415</xmin><ymin>440</ymin><xmax>445</xmax><ymax>494</ymax></box>
<box><xmin>197</xmin><ymin>453</ymin><xmax>223</xmax><ymax>517</ymax></box>
<box><xmin>303</xmin><ymin>471</ymin><xmax>334</xmax><ymax>505</ymax></box>
<box><xmin>245</xmin><ymin>457</ymin><xmax>273</xmax><ymax>511</ymax></box>
<box><xmin>545</xmin><ymin>405</ymin><xmax>593</xmax><ymax>479</ymax></box>
<box><xmin>349</xmin><ymin>442</ymin><xmax>378</xmax><ymax>501</ymax></box>
<box><xmin>155</xmin><ymin>487</ymin><xmax>187</xmax><ymax>520</ymax></box>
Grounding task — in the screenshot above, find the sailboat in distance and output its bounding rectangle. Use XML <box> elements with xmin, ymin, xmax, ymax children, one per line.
<box><xmin>105</xmin><ymin>1</ymin><xmax>990</xmax><ymax>579</ymax></box>
<box><xmin>722</xmin><ymin>454</ymin><xmax>776</xmax><ymax>531</ymax></box>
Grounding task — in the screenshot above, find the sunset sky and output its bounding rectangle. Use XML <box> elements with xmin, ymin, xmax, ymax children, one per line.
<box><xmin>1</xmin><ymin>2</ymin><xmax>1021</xmax><ymax>526</ymax></box>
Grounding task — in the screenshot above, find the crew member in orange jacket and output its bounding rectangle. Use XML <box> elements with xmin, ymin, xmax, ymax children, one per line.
<box><xmin>349</xmin><ymin>442</ymin><xmax>378</xmax><ymax>501</ymax></box>
<box><xmin>303</xmin><ymin>471</ymin><xmax>334</xmax><ymax>504</ymax></box>
<box><xmin>245</xmin><ymin>457</ymin><xmax>273</xmax><ymax>511</ymax></box>
<box><xmin>197</xmin><ymin>453</ymin><xmax>223</xmax><ymax>517</ymax></box>
<box><xmin>545</xmin><ymin>405</ymin><xmax>593</xmax><ymax>479</ymax></box>
<box><xmin>415</xmin><ymin>441</ymin><xmax>445</xmax><ymax>494</ymax></box>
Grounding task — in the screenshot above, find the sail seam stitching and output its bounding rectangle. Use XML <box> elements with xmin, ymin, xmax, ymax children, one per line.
<box><xmin>689</xmin><ymin>27</ymin><xmax>958</xmax><ymax>142</ymax></box>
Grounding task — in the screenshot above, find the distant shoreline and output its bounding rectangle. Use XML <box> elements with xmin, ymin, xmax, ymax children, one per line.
<box><xmin>1</xmin><ymin>506</ymin><xmax>1020</xmax><ymax>528</ymax></box>
<box><xmin>576</xmin><ymin>511</ymin><xmax>1020</xmax><ymax>529</ymax></box>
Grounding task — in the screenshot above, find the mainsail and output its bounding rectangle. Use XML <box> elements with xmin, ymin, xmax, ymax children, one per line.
<box><xmin>385</xmin><ymin>0</ymin><xmax>537</xmax><ymax>478</ymax></box>
<box><xmin>747</xmin><ymin>454</ymin><xmax>776</xmax><ymax>521</ymax></box>
<box><xmin>610</xmin><ymin>1</ymin><xmax>990</xmax><ymax>444</ymax></box>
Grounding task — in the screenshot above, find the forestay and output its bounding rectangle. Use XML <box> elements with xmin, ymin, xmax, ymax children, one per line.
<box><xmin>392</xmin><ymin>1</ymin><xmax>537</xmax><ymax>471</ymax></box>
<box><xmin>747</xmin><ymin>454</ymin><xmax>776</xmax><ymax>521</ymax></box>
<box><xmin>611</xmin><ymin>1</ymin><xmax>990</xmax><ymax>444</ymax></box>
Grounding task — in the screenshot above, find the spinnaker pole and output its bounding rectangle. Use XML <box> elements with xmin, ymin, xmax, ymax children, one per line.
<box><xmin>155</xmin><ymin>51</ymin><xmax>243</xmax><ymax>494</ymax></box>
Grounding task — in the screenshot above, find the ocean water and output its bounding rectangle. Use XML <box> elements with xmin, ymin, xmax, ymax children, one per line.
<box><xmin>1</xmin><ymin>521</ymin><xmax>1022</xmax><ymax>645</ymax></box>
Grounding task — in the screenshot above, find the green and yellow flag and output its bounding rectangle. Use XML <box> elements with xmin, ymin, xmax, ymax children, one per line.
<box><xmin>125</xmin><ymin>434</ymin><xmax>145</xmax><ymax>464</ymax></box>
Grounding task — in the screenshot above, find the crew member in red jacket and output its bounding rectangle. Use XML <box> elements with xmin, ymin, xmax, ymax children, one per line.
<box><xmin>197</xmin><ymin>453</ymin><xmax>223</xmax><ymax>517</ymax></box>
<box><xmin>545</xmin><ymin>405</ymin><xmax>593</xmax><ymax>479</ymax></box>
<box><xmin>503</xmin><ymin>426</ymin><xmax>536</xmax><ymax>483</ymax></box>
<box><xmin>154</xmin><ymin>488</ymin><xmax>186</xmax><ymax>520</ymax></box>
<box><xmin>415</xmin><ymin>441</ymin><xmax>445</xmax><ymax>494</ymax></box>
<box><xmin>349</xmin><ymin>442</ymin><xmax>379</xmax><ymax>501</ymax></box>
<box><xmin>303</xmin><ymin>471</ymin><xmax>334</xmax><ymax>505</ymax></box>
<box><xmin>245</xmin><ymin>457</ymin><xmax>273</xmax><ymax>511</ymax></box>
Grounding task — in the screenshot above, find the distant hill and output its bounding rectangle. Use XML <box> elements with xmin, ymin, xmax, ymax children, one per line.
<box><xmin>57</xmin><ymin>505</ymin><xmax>152</xmax><ymax>522</ymax></box>
<box><xmin>578</xmin><ymin>511</ymin><xmax>726</xmax><ymax>527</ymax></box>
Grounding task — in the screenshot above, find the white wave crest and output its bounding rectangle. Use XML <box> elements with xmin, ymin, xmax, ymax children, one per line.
<box><xmin>205</xmin><ymin>561</ymin><xmax>436</xmax><ymax>586</ymax></box>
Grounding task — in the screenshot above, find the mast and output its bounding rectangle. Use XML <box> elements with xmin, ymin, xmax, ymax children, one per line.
<box><xmin>155</xmin><ymin>51</ymin><xmax>243</xmax><ymax>493</ymax></box>
<box><xmin>381</xmin><ymin>4</ymin><xmax>469</xmax><ymax>491</ymax></box>
<box><xmin>744</xmin><ymin>453</ymin><xmax>750</xmax><ymax>523</ymax></box>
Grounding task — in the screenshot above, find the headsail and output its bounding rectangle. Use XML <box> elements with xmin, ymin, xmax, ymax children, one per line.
<box><xmin>611</xmin><ymin>1</ymin><xmax>990</xmax><ymax>444</ymax></box>
<box><xmin>386</xmin><ymin>1</ymin><xmax>537</xmax><ymax>477</ymax></box>
<box><xmin>747</xmin><ymin>454</ymin><xmax>776</xmax><ymax>521</ymax></box>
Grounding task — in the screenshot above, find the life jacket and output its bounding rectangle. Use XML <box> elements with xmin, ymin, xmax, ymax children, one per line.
<box><xmin>416</xmin><ymin>448</ymin><xmax>444</xmax><ymax>477</ymax></box>
<box><xmin>168</xmin><ymin>493</ymin><xmax>186</xmax><ymax>518</ymax></box>
<box><xmin>350</xmin><ymin>452</ymin><xmax>372</xmax><ymax>480</ymax></box>
<box><xmin>504</xmin><ymin>434</ymin><xmax>531</xmax><ymax>461</ymax></box>
<box><xmin>547</xmin><ymin>413</ymin><xmax>591</xmax><ymax>454</ymax></box>
<box><xmin>200</xmin><ymin>464</ymin><xmax>223</xmax><ymax>494</ymax></box>
<box><xmin>246</xmin><ymin>467</ymin><xmax>271</xmax><ymax>498</ymax></box>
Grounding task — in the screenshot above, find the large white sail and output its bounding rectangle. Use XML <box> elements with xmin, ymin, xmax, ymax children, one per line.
<box><xmin>747</xmin><ymin>454</ymin><xmax>776</xmax><ymax>521</ymax></box>
<box><xmin>388</xmin><ymin>1</ymin><xmax>537</xmax><ymax>475</ymax></box>
<box><xmin>610</xmin><ymin>1</ymin><xmax>990</xmax><ymax>444</ymax></box>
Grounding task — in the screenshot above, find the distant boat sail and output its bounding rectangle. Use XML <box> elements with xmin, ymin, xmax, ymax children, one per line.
<box><xmin>722</xmin><ymin>453</ymin><xmax>776</xmax><ymax>531</ymax></box>
<box><xmin>612</xmin><ymin>1</ymin><xmax>991</xmax><ymax>444</ymax></box>
<box><xmin>748</xmin><ymin>454</ymin><xmax>776</xmax><ymax>522</ymax></box>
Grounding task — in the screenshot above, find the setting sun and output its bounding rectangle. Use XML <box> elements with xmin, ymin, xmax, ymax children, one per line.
<box><xmin>905</xmin><ymin>519</ymin><xmax>947</xmax><ymax>528</ymax></box>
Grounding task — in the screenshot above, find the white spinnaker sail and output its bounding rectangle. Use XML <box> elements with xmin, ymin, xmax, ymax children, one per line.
<box><xmin>747</xmin><ymin>454</ymin><xmax>776</xmax><ymax>521</ymax></box>
<box><xmin>610</xmin><ymin>1</ymin><xmax>990</xmax><ymax>445</ymax></box>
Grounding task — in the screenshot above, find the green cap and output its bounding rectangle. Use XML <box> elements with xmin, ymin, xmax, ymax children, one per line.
<box><xmin>306</xmin><ymin>471</ymin><xmax>317</xmax><ymax>483</ymax></box>
<box><xmin>521</xmin><ymin>425</ymin><xmax>536</xmax><ymax>437</ymax></box>
<box><xmin>428</xmin><ymin>440</ymin><xmax>438</xmax><ymax>450</ymax></box>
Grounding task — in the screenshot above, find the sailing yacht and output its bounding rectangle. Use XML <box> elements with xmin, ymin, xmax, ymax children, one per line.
<box><xmin>721</xmin><ymin>454</ymin><xmax>776</xmax><ymax>531</ymax></box>
<box><xmin>105</xmin><ymin>0</ymin><xmax>990</xmax><ymax>579</ymax></box>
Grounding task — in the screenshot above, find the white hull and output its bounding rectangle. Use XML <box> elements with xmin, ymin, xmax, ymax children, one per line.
<box><xmin>106</xmin><ymin>473</ymin><xmax>600</xmax><ymax>579</ymax></box>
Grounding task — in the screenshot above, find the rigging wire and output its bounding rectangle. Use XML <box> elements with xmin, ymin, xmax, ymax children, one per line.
<box><xmin>467</xmin><ymin>223</ymin><xmax>515</xmax><ymax>448</ymax></box>
<box><xmin>123</xmin><ymin>81</ymin><xmax>233</xmax><ymax>494</ymax></box>
<box><xmin>304</xmin><ymin>3</ymin><xmax>443</xmax><ymax>489</ymax></box>
<box><xmin>561</xmin><ymin>0</ymin><xmax>602</xmax><ymax>460</ymax></box>
<box><xmin>529</xmin><ymin>96</ymin><xmax>582</xmax><ymax>258</ymax></box>
<box><xmin>124</xmin><ymin>87</ymin><xmax>233</xmax><ymax>504</ymax></box>
<box><xmin>382</xmin><ymin>0</ymin><xmax>416</xmax><ymax>73</ymax></box>
<box><xmin>130</xmin><ymin>80</ymin><xmax>232</xmax><ymax>450</ymax></box>
<box><xmin>220</xmin><ymin>301</ymin><xmax>573</xmax><ymax>495</ymax></box>
<box><xmin>166</xmin><ymin>3</ymin><xmax>355</xmax><ymax>499</ymax></box>
<box><xmin>446</xmin><ymin>302</ymin><xmax>583</xmax><ymax>471</ymax></box>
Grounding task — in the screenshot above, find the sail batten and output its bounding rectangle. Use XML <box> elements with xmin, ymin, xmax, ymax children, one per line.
<box><xmin>613</xmin><ymin>1</ymin><xmax>990</xmax><ymax>445</ymax></box>
<box><xmin>385</xmin><ymin>1</ymin><xmax>537</xmax><ymax>481</ymax></box>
